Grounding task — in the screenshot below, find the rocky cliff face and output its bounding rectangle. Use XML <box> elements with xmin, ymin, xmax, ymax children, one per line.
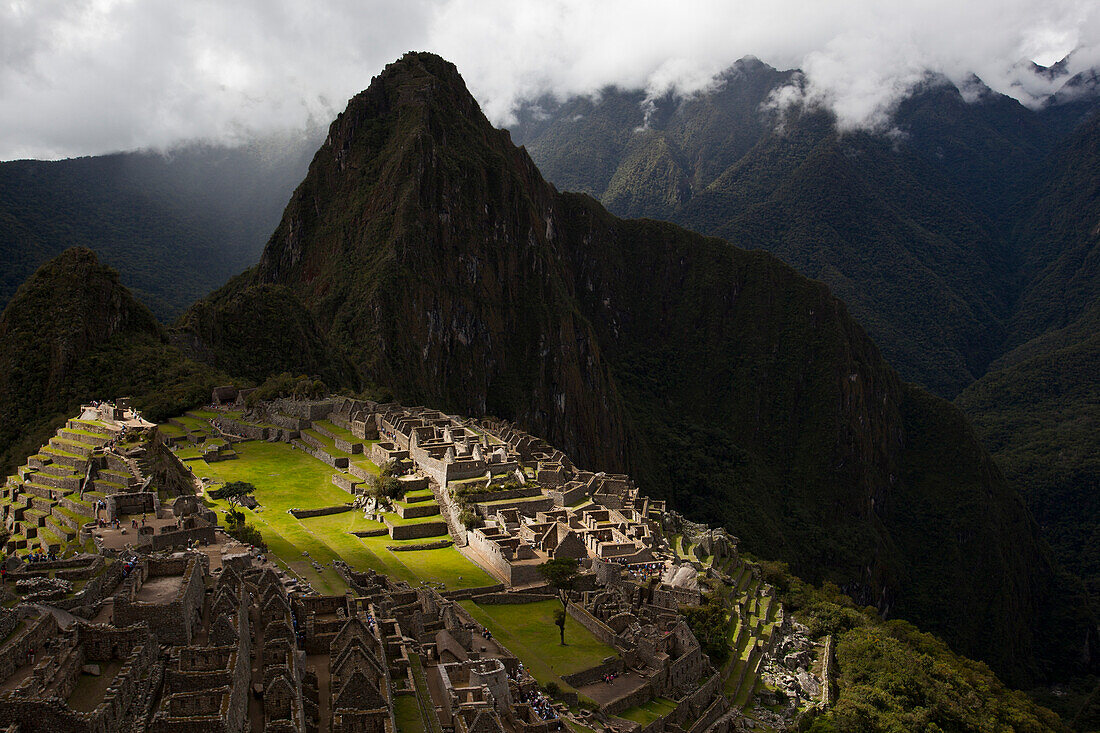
<box><xmin>183</xmin><ymin>53</ymin><xmax>1094</xmax><ymax>684</ymax></box>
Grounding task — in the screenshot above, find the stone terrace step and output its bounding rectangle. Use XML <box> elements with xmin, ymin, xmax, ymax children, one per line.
<box><xmin>22</xmin><ymin>482</ymin><xmax>63</xmax><ymax>501</ymax></box>
<box><xmin>93</xmin><ymin>479</ymin><xmax>129</xmax><ymax>495</ymax></box>
<box><xmin>52</xmin><ymin>505</ymin><xmax>90</xmax><ymax>532</ymax></box>
<box><xmin>395</xmin><ymin>499</ymin><xmax>441</xmax><ymax>520</ymax></box>
<box><xmin>402</xmin><ymin>489</ymin><xmax>436</xmax><ymax>503</ymax></box>
<box><xmin>39</xmin><ymin>447</ymin><xmax>88</xmax><ymax>471</ymax></box>
<box><xmin>36</xmin><ymin>527</ymin><xmax>63</xmax><ymax>553</ymax></box>
<box><xmin>22</xmin><ymin>508</ymin><xmax>49</xmax><ymax>527</ymax></box>
<box><xmin>67</xmin><ymin>418</ymin><xmax>116</xmax><ymax>435</ymax></box>
<box><xmin>59</xmin><ymin>428</ymin><xmax>111</xmax><ymax>447</ymax></box>
<box><xmin>44</xmin><ymin>515</ymin><xmax>76</xmax><ymax>541</ymax></box>
<box><xmin>49</xmin><ymin>438</ymin><xmax>95</xmax><ymax>458</ymax></box>
<box><xmin>31</xmin><ymin>471</ymin><xmax>80</xmax><ymax>492</ymax></box>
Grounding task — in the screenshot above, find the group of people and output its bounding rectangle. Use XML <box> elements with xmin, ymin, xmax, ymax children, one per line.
<box><xmin>25</xmin><ymin>550</ymin><xmax>58</xmax><ymax>564</ymax></box>
<box><xmin>601</xmin><ymin>672</ymin><xmax>619</xmax><ymax>685</ymax></box>
<box><xmin>521</xmin><ymin>690</ymin><xmax>559</xmax><ymax>721</ymax></box>
<box><xmin>627</xmin><ymin>561</ymin><xmax>665</xmax><ymax>580</ymax></box>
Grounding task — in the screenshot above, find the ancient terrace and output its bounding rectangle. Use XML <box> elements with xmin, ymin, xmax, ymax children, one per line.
<box><xmin>0</xmin><ymin>394</ymin><xmax>828</xmax><ymax>732</ymax></box>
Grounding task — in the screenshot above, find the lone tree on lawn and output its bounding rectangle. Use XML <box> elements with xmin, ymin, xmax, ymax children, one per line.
<box><xmin>538</xmin><ymin>558</ymin><xmax>579</xmax><ymax>645</ymax></box>
<box><xmin>210</xmin><ymin>481</ymin><xmax>256</xmax><ymax>521</ymax></box>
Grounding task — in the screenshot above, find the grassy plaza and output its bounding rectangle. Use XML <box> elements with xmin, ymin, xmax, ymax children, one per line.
<box><xmin>458</xmin><ymin>599</ymin><xmax>616</xmax><ymax>689</ymax></box>
<box><xmin>181</xmin><ymin>439</ymin><xmax>496</xmax><ymax>593</ymax></box>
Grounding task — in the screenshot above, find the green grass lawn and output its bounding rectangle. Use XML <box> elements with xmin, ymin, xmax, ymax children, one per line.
<box><xmin>394</xmin><ymin>693</ymin><xmax>425</xmax><ymax>733</ymax></box>
<box><xmin>314</xmin><ymin>419</ymin><xmax>358</xmax><ymax>443</ymax></box>
<box><xmin>303</xmin><ymin>428</ymin><xmax>353</xmax><ymax>458</ymax></box>
<box><xmin>458</xmin><ymin>600</ymin><xmax>616</xmax><ymax>688</ymax></box>
<box><xmin>619</xmin><ymin>697</ymin><xmax>677</xmax><ymax>726</ymax></box>
<box><xmin>187</xmin><ymin>440</ymin><xmax>495</xmax><ymax>592</ymax></box>
<box><xmin>171</xmin><ymin>416</ymin><xmax>210</xmax><ymax>432</ymax></box>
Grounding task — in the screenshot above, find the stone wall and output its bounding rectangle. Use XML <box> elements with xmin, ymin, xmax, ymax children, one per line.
<box><xmin>560</xmin><ymin>657</ymin><xmax>624</xmax><ymax>688</ymax></box>
<box><xmin>271</xmin><ymin>398</ymin><xmax>335</xmax><ymax>421</ymax></box>
<box><xmin>331</xmin><ymin>474</ymin><xmax>362</xmax><ymax>494</ymax></box>
<box><xmin>0</xmin><ymin>611</ymin><xmax>58</xmax><ymax>684</ymax></box>
<box><xmin>289</xmin><ymin>505</ymin><xmax>352</xmax><ymax>519</ymax></box>
<box><xmin>566</xmin><ymin>603</ymin><xmax>617</xmax><ymax>647</ymax></box>
<box><xmin>293</xmin><ymin>440</ymin><xmax>348</xmax><ymax>470</ymax></box>
<box><xmin>386</xmin><ymin>519</ymin><xmax>448</xmax><ymax>540</ymax></box>
<box><xmin>149</xmin><ymin>524</ymin><xmax>217</xmax><ymax>551</ymax></box>
<box><xmin>106</xmin><ymin>492</ymin><xmax>158</xmax><ymax>521</ymax></box>
<box><xmin>821</xmin><ymin>635</ymin><xmax>835</xmax><ymax>707</ymax></box>
<box><xmin>114</xmin><ymin>556</ymin><xmax>205</xmax><ymax>645</ymax></box>
<box><xmin>548</xmin><ymin>484</ymin><xmax>588</xmax><ymax>507</ymax></box>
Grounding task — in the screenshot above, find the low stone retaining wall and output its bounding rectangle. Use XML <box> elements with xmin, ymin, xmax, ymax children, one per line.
<box><xmin>561</xmin><ymin>657</ymin><xmax>624</xmax><ymax>688</ymax></box>
<box><xmin>334</xmin><ymin>436</ymin><xmax>363</xmax><ymax>454</ymax></box>
<box><xmin>453</xmin><ymin>486</ymin><xmax>542</xmax><ymax>504</ymax></box>
<box><xmin>387</xmin><ymin>539</ymin><xmax>452</xmax><ymax>552</ymax></box>
<box><xmin>351</xmin><ymin>528</ymin><xmax>389</xmax><ymax>538</ymax></box>
<box><xmin>396</xmin><ymin>501</ymin><xmax>441</xmax><ymax>519</ymax></box>
<box><xmin>348</xmin><ymin>464</ymin><xmax>376</xmax><ymax>482</ymax></box>
<box><xmin>332</xmin><ymin>474</ymin><xmax>362</xmax><ymax>493</ymax></box>
<box><xmin>474</xmin><ymin>496</ymin><xmax>555</xmax><ymax>517</ymax></box>
<box><xmin>289</xmin><ymin>505</ymin><xmax>352</xmax><ymax>519</ymax></box>
<box><xmin>438</xmin><ymin>584</ymin><xmax>507</xmax><ymax>601</ymax></box>
<box><xmin>386</xmin><ymin>519</ymin><xmax>448</xmax><ymax>540</ymax></box>
<box><xmin>475</xmin><ymin>592</ymin><xmax>557</xmax><ymax>604</ymax></box>
<box><xmin>292</xmin><ymin>440</ymin><xmax>349</xmax><ymax>470</ymax></box>
<box><xmin>567</xmin><ymin>603</ymin><xmax>618</xmax><ymax>647</ymax></box>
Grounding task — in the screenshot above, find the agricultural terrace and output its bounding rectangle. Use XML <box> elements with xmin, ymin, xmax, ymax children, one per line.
<box><xmin>180</xmin><ymin>439</ymin><xmax>495</xmax><ymax>593</ymax></box>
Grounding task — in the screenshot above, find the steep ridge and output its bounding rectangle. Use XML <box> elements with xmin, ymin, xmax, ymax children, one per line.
<box><xmin>0</xmin><ymin>248</ymin><xmax>225</xmax><ymax>473</ymax></box>
<box><xmin>510</xmin><ymin>62</ymin><xmax>1094</xmax><ymax>398</ymax></box>
<box><xmin>957</xmin><ymin>112</ymin><xmax>1100</xmax><ymax>603</ymax></box>
<box><xmin>179</xmin><ymin>53</ymin><xmax>1096</xmax><ymax>685</ymax></box>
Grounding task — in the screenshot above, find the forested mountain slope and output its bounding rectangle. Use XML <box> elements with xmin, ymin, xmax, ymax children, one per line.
<box><xmin>0</xmin><ymin>248</ymin><xmax>225</xmax><ymax>471</ymax></box>
<box><xmin>510</xmin><ymin>57</ymin><xmax>1100</xmax><ymax>619</ymax></box>
<box><xmin>176</xmin><ymin>52</ymin><xmax>1096</xmax><ymax>686</ymax></box>
<box><xmin>0</xmin><ymin>136</ymin><xmax>317</xmax><ymax>320</ymax></box>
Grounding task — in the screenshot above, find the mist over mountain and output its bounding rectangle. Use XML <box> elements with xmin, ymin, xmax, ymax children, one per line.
<box><xmin>509</xmin><ymin>57</ymin><xmax>1100</xmax><ymax>621</ymax></box>
<box><xmin>0</xmin><ymin>134</ymin><xmax>319</xmax><ymax>320</ymax></box>
<box><xmin>160</xmin><ymin>53</ymin><xmax>1095</xmax><ymax>690</ymax></box>
<box><xmin>2</xmin><ymin>46</ymin><xmax>1099</xmax><ymax>727</ymax></box>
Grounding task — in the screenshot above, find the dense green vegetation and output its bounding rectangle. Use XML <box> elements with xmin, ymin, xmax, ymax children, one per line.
<box><xmin>0</xmin><ymin>137</ymin><xmax>317</xmax><ymax>320</ymax></box>
<box><xmin>168</xmin><ymin>53</ymin><xmax>1093</xmax><ymax>688</ymax></box>
<box><xmin>511</xmin><ymin>61</ymin><xmax>1100</xmax><ymax>692</ymax></box>
<box><xmin>0</xmin><ymin>248</ymin><xmax>225</xmax><ymax>475</ymax></box>
<box><xmin>755</xmin><ymin>562</ymin><xmax>1070</xmax><ymax>733</ymax></box>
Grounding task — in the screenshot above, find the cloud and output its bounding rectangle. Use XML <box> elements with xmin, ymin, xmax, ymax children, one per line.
<box><xmin>1</xmin><ymin>0</ymin><xmax>1099</xmax><ymax>159</ymax></box>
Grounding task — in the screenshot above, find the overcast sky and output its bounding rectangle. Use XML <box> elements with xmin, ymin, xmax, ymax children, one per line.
<box><xmin>2</xmin><ymin>0</ymin><xmax>1099</xmax><ymax>160</ymax></box>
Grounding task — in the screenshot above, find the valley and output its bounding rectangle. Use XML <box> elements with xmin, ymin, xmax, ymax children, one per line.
<box><xmin>0</xmin><ymin>48</ymin><xmax>1096</xmax><ymax>732</ymax></box>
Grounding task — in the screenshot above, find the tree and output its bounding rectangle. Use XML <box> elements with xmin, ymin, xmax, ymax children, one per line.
<box><xmin>553</xmin><ymin>607</ymin><xmax>568</xmax><ymax>646</ymax></box>
<box><xmin>210</xmin><ymin>480</ymin><xmax>256</xmax><ymax>518</ymax></box>
<box><xmin>538</xmin><ymin>558</ymin><xmax>580</xmax><ymax>645</ymax></box>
